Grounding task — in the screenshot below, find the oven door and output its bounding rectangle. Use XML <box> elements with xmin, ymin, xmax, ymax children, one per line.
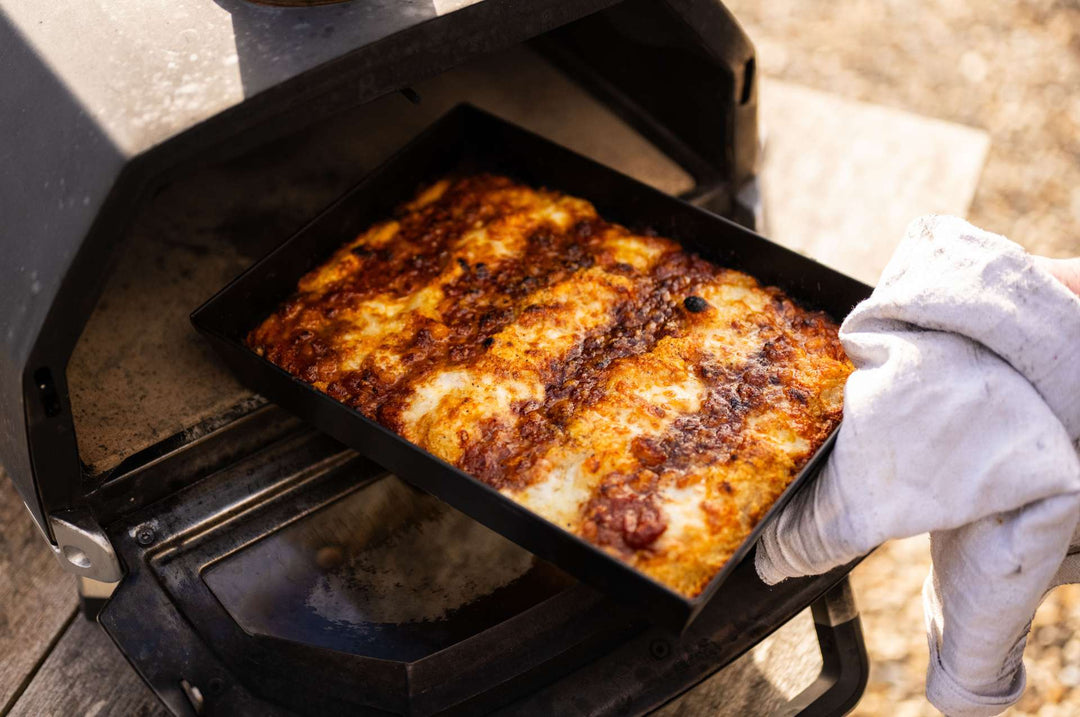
<box><xmin>97</xmin><ymin>406</ymin><xmax>865</xmax><ymax>716</ymax></box>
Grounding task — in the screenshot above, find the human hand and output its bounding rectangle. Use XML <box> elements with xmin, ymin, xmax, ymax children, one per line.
<box><xmin>1033</xmin><ymin>256</ymin><xmax>1080</xmax><ymax>297</ymax></box>
<box><xmin>756</xmin><ymin>216</ymin><xmax>1080</xmax><ymax>717</ymax></box>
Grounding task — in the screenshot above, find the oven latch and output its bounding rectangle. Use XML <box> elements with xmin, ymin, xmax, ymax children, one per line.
<box><xmin>49</xmin><ymin>508</ymin><xmax>123</xmax><ymax>583</ymax></box>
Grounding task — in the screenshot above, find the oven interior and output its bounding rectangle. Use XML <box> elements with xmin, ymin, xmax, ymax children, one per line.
<box><xmin>68</xmin><ymin>41</ymin><xmax>704</xmax><ymax>489</ymax></box>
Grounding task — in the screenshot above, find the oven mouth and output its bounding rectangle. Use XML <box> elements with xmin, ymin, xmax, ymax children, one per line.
<box><xmin>65</xmin><ymin>43</ymin><xmax>698</xmax><ymax>494</ymax></box>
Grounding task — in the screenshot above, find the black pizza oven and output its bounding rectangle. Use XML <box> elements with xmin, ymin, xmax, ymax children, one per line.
<box><xmin>0</xmin><ymin>1</ymin><xmax>868</xmax><ymax>714</ymax></box>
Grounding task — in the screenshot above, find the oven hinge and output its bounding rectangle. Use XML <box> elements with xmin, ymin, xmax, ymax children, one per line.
<box><xmin>49</xmin><ymin>508</ymin><xmax>123</xmax><ymax>583</ymax></box>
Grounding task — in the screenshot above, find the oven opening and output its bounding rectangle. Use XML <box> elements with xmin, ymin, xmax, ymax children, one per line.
<box><xmin>66</xmin><ymin>43</ymin><xmax>697</xmax><ymax>493</ymax></box>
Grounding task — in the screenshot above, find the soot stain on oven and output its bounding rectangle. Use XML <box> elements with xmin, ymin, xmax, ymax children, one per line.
<box><xmin>248</xmin><ymin>174</ymin><xmax>852</xmax><ymax>598</ymax></box>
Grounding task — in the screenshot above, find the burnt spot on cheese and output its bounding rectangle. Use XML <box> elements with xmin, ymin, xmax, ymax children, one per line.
<box><xmin>683</xmin><ymin>295</ymin><xmax>709</xmax><ymax>313</ymax></box>
<box><xmin>247</xmin><ymin>174</ymin><xmax>851</xmax><ymax>599</ymax></box>
<box><xmin>787</xmin><ymin>387</ymin><xmax>810</xmax><ymax>404</ymax></box>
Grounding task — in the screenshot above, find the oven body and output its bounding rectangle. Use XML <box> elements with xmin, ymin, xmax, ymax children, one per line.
<box><xmin>0</xmin><ymin>1</ymin><xmax>866</xmax><ymax>714</ymax></box>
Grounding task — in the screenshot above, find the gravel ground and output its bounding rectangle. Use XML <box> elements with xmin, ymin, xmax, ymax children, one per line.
<box><xmin>724</xmin><ymin>1</ymin><xmax>1080</xmax><ymax>713</ymax></box>
<box><xmin>728</xmin><ymin>0</ymin><xmax>1080</xmax><ymax>260</ymax></box>
<box><xmin>848</xmin><ymin>539</ymin><xmax>1080</xmax><ymax>717</ymax></box>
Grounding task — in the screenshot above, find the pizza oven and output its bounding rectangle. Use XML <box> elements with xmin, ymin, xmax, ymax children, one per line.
<box><xmin>1</xmin><ymin>1</ymin><xmax>868</xmax><ymax>714</ymax></box>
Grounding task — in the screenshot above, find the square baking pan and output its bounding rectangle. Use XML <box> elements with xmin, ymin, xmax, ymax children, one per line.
<box><xmin>191</xmin><ymin>104</ymin><xmax>871</xmax><ymax>632</ymax></box>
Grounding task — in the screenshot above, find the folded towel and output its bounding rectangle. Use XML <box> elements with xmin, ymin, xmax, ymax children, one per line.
<box><xmin>756</xmin><ymin>215</ymin><xmax>1080</xmax><ymax>716</ymax></box>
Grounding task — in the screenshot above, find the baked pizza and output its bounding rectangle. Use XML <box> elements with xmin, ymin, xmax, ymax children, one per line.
<box><xmin>248</xmin><ymin>174</ymin><xmax>852</xmax><ymax>597</ymax></box>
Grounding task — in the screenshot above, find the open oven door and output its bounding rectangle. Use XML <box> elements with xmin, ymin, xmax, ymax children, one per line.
<box><xmin>96</xmin><ymin>406</ymin><xmax>866</xmax><ymax>716</ymax></box>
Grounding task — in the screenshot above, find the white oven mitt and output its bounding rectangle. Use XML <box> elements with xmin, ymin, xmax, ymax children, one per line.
<box><xmin>754</xmin><ymin>215</ymin><xmax>1080</xmax><ymax>716</ymax></box>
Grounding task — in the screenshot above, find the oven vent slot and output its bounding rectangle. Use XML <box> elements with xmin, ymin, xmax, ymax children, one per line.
<box><xmin>34</xmin><ymin>366</ymin><xmax>61</xmax><ymax>418</ymax></box>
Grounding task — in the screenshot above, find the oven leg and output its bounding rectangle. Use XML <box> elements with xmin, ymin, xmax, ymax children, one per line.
<box><xmin>787</xmin><ymin>578</ymin><xmax>869</xmax><ymax>717</ymax></box>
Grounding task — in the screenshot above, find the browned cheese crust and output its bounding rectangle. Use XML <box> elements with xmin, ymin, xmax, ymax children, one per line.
<box><xmin>248</xmin><ymin>174</ymin><xmax>852</xmax><ymax>597</ymax></box>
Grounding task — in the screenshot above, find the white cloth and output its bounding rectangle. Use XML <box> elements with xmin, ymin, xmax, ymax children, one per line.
<box><xmin>755</xmin><ymin>215</ymin><xmax>1080</xmax><ymax>716</ymax></box>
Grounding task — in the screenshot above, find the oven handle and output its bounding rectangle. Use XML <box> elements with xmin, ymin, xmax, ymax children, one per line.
<box><xmin>788</xmin><ymin>577</ymin><xmax>869</xmax><ymax>717</ymax></box>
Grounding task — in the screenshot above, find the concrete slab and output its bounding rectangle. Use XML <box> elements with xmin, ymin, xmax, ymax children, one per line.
<box><xmin>760</xmin><ymin>79</ymin><xmax>990</xmax><ymax>286</ymax></box>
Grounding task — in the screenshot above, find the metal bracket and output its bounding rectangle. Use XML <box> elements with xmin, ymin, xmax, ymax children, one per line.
<box><xmin>789</xmin><ymin>577</ymin><xmax>869</xmax><ymax>716</ymax></box>
<box><xmin>49</xmin><ymin>508</ymin><xmax>124</xmax><ymax>583</ymax></box>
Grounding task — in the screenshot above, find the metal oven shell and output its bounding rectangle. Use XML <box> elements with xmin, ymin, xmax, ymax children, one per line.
<box><xmin>0</xmin><ymin>0</ymin><xmax>868</xmax><ymax>714</ymax></box>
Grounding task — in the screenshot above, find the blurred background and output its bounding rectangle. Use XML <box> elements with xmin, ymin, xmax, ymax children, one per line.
<box><xmin>725</xmin><ymin>1</ymin><xmax>1080</xmax><ymax>714</ymax></box>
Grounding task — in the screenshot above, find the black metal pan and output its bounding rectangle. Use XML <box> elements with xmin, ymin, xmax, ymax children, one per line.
<box><xmin>191</xmin><ymin>104</ymin><xmax>871</xmax><ymax>631</ymax></box>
